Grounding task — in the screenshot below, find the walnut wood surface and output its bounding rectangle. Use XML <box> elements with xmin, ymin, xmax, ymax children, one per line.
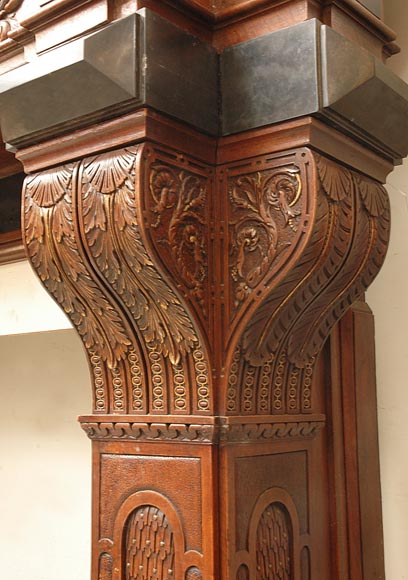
<box><xmin>1</xmin><ymin>1</ymin><xmax>395</xmax><ymax>578</ymax></box>
<box><xmin>21</xmin><ymin>125</ymin><xmax>390</xmax><ymax>578</ymax></box>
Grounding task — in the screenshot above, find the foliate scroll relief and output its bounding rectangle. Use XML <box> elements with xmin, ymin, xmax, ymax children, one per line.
<box><xmin>0</xmin><ymin>0</ymin><xmax>24</xmax><ymax>41</ymax></box>
<box><xmin>256</xmin><ymin>504</ymin><xmax>292</xmax><ymax>580</ymax></box>
<box><xmin>125</xmin><ymin>506</ymin><xmax>175</xmax><ymax>580</ymax></box>
<box><xmin>225</xmin><ymin>151</ymin><xmax>390</xmax><ymax>415</ymax></box>
<box><xmin>229</xmin><ymin>167</ymin><xmax>302</xmax><ymax>310</ymax></box>
<box><xmin>148</xmin><ymin>160</ymin><xmax>209</xmax><ymax>313</ymax></box>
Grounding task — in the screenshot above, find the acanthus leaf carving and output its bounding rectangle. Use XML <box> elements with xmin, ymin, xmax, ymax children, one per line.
<box><xmin>24</xmin><ymin>165</ymin><xmax>132</xmax><ymax>368</ymax></box>
<box><xmin>81</xmin><ymin>148</ymin><xmax>199</xmax><ymax>366</ymax></box>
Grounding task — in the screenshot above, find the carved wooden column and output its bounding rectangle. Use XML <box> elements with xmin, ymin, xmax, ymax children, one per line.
<box><xmin>1</xmin><ymin>1</ymin><xmax>407</xmax><ymax>579</ymax></box>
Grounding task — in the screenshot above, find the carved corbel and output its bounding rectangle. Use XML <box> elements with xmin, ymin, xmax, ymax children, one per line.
<box><xmin>23</xmin><ymin>144</ymin><xmax>213</xmax><ymax>417</ymax></box>
<box><xmin>221</xmin><ymin>149</ymin><xmax>390</xmax><ymax>417</ymax></box>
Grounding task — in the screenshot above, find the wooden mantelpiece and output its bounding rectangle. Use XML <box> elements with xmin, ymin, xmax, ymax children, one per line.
<box><xmin>0</xmin><ymin>0</ymin><xmax>406</xmax><ymax>578</ymax></box>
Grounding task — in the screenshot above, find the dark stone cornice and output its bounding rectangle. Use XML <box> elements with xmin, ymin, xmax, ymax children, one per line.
<box><xmin>0</xmin><ymin>9</ymin><xmax>407</xmax><ymax>164</ymax></box>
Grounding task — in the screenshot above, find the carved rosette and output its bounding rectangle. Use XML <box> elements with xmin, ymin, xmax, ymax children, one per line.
<box><xmin>223</xmin><ymin>150</ymin><xmax>390</xmax><ymax>415</ymax></box>
<box><xmin>0</xmin><ymin>0</ymin><xmax>23</xmax><ymax>42</ymax></box>
<box><xmin>23</xmin><ymin>144</ymin><xmax>212</xmax><ymax>415</ymax></box>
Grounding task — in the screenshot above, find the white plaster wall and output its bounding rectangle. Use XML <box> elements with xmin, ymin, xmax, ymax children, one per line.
<box><xmin>0</xmin><ymin>260</ymin><xmax>72</xmax><ymax>336</ymax></box>
<box><xmin>365</xmin><ymin>1</ymin><xmax>408</xmax><ymax>578</ymax></box>
<box><xmin>0</xmin><ymin>329</ymin><xmax>91</xmax><ymax>580</ymax></box>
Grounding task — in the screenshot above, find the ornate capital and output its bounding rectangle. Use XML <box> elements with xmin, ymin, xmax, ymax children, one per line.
<box><xmin>23</xmin><ymin>143</ymin><xmax>390</xmax><ymax>421</ymax></box>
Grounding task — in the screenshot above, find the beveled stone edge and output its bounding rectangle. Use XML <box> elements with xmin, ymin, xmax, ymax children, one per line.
<box><xmin>3</xmin><ymin>15</ymin><xmax>406</xmax><ymax>170</ymax></box>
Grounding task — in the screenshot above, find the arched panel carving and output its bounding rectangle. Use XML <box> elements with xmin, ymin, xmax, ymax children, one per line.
<box><xmin>111</xmin><ymin>490</ymin><xmax>203</xmax><ymax>580</ymax></box>
<box><xmin>185</xmin><ymin>566</ymin><xmax>203</xmax><ymax>580</ymax></box>
<box><xmin>99</xmin><ymin>552</ymin><xmax>113</xmax><ymax>580</ymax></box>
<box><xmin>124</xmin><ymin>505</ymin><xmax>175</xmax><ymax>580</ymax></box>
<box><xmin>256</xmin><ymin>503</ymin><xmax>292</xmax><ymax>580</ymax></box>
<box><xmin>248</xmin><ymin>488</ymin><xmax>301</xmax><ymax>580</ymax></box>
<box><xmin>237</xmin><ymin>564</ymin><xmax>249</xmax><ymax>580</ymax></box>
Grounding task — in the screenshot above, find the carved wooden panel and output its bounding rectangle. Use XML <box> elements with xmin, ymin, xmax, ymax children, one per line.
<box><xmin>219</xmin><ymin>427</ymin><xmax>331</xmax><ymax>578</ymax></box>
<box><xmin>124</xmin><ymin>506</ymin><xmax>175</xmax><ymax>580</ymax></box>
<box><xmin>90</xmin><ymin>442</ymin><xmax>216</xmax><ymax>580</ymax></box>
<box><xmin>255</xmin><ymin>503</ymin><xmax>292</xmax><ymax>580</ymax></box>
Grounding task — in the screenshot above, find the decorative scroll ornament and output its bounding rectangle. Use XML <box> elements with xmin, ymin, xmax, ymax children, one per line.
<box><xmin>224</xmin><ymin>151</ymin><xmax>390</xmax><ymax>415</ymax></box>
<box><xmin>220</xmin><ymin>419</ymin><xmax>325</xmax><ymax>442</ymax></box>
<box><xmin>0</xmin><ymin>0</ymin><xmax>23</xmax><ymax>41</ymax></box>
<box><xmin>80</xmin><ymin>420</ymin><xmax>217</xmax><ymax>443</ymax></box>
<box><xmin>148</xmin><ymin>162</ymin><xmax>208</xmax><ymax>311</ymax></box>
<box><xmin>229</xmin><ymin>167</ymin><xmax>302</xmax><ymax>308</ymax></box>
<box><xmin>125</xmin><ymin>506</ymin><xmax>175</xmax><ymax>580</ymax></box>
<box><xmin>256</xmin><ymin>504</ymin><xmax>292</xmax><ymax>580</ymax></box>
